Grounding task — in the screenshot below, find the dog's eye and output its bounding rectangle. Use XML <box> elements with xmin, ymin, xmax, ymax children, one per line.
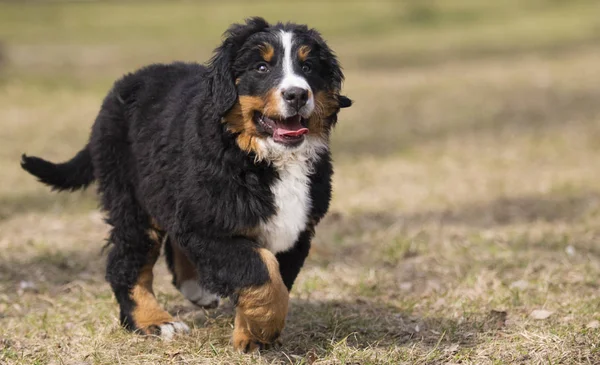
<box><xmin>256</xmin><ymin>63</ymin><xmax>270</xmax><ymax>73</ymax></box>
<box><xmin>301</xmin><ymin>63</ymin><xmax>312</xmax><ymax>74</ymax></box>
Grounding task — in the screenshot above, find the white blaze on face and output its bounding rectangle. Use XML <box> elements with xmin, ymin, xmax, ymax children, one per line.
<box><xmin>278</xmin><ymin>31</ymin><xmax>314</xmax><ymax>117</ymax></box>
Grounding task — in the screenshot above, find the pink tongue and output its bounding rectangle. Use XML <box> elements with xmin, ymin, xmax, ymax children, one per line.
<box><xmin>275</xmin><ymin>127</ymin><xmax>309</xmax><ymax>137</ymax></box>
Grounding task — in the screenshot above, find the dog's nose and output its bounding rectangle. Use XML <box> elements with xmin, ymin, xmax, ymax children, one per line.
<box><xmin>282</xmin><ymin>87</ymin><xmax>308</xmax><ymax>111</ymax></box>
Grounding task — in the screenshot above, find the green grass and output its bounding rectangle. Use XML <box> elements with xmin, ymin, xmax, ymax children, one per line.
<box><xmin>2</xmin><ymin>0</ymin><xmax>600</xmax><ymax>364</ymax></box>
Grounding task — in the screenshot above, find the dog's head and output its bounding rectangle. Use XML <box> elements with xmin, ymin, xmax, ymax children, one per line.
<box><xmin>209</xmin><ymin>17</ymin><xmax>351</xmax><ymax>160</ymax></box>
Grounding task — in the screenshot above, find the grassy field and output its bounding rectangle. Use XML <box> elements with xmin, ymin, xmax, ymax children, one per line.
<box><xmin>2</xmin><ymin>1</ymin><xmax>600</xmax><ymax>364</ymax></box>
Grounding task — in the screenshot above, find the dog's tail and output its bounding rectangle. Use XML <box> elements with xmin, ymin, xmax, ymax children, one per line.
<box><xmin>21</xmin><ymin>145</ymin><xmax>95</xmax><ymax>192</ymax></box>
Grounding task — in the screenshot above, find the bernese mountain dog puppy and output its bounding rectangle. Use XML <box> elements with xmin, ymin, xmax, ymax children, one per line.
<box><xmin>20</xmin><ymin>17</ymin><xmax>351</xmax><ymax>352</ymax></box>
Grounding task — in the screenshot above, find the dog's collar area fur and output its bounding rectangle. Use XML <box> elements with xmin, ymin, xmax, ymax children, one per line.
<box><xmin>256</xmin><ymin>135</ymin><xmax>328</xmax><ymax>171</ymax></box>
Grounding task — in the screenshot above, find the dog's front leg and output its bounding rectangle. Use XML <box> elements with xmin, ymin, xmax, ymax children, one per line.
<box><xmin>232</xmin><ymin>248</ymin><xmax>288</xmax><ymax>352</ymax></box>
<box><xmin>176</xmin><ymin>233</ymin><xmax>289</xmax><ymax>352</ymax></box>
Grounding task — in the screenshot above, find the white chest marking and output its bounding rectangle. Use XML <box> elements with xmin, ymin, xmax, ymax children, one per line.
<box><xmin>258</xmin><ymin>158</ymin><xmax>312</xmax><ymax>254</ymax></box>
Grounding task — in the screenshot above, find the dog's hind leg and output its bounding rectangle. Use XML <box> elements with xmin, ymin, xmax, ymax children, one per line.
<box><xmin>92</xmin><ymin>103</ymin><xmax>189</xmax><ymax>339</ymax></box>
<box><xmin>164</xmin><ymin>238</ymin><xmax>220</xmax><ymax>308</ymax></box>
<box><xmin>104</xmin><ymin>214</ymin><xmax>190</xmax><ymax>339</ymax></box>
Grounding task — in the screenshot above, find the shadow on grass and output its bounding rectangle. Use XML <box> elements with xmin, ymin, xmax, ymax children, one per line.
<box><xmin>281</xmin><ymin>299</ymin><xmax>486</xmax><ymax>351</ymax></box>
<box><xmin>0</xmin><ymin>248</ymin><xmax>105</xmax><ymax>292</ymax></box>
<box><xmin>323</xmin><ymin>190</ymin><xmax>600</xmax><ymax>233</ymax></box>
<box><xmin>3</xmin><ymin>189</ymin><xmax>597</xmax><ymax>287</ymax></box>
<box><xmin>315</xmin><ymin>190</ymin><xmax>600</xmax><ymax>265</ymax></box>
<box><xmin>415</xmin><ymin>191</ymin><xmax>600</xmax><ymax>228</ymax></box>
<box><xmin>0</xmin><ymin>249</ymin><xmax>496</xmax><ymax>360</ymax></box>
<box><xmin>3</xmin><ymin>189</ymin><xmax>598</xmax><ymax>281</ymax></box>
<box><xmin>183</xmin><ymin>298</ymin><xmax>499</xmax><ymax>362</ymax></box>
<box><xmin>0</xmin><ymin>189</ymin><xmax>97</xmax><ymax>221</ymax></box>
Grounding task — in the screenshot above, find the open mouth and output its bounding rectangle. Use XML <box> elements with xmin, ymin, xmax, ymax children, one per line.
<box><xmin>254</xmin><ymin>112</ymin><xmax>309</xmax><ymax>146</ymax></box>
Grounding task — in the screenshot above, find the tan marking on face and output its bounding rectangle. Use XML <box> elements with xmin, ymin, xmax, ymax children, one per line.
<box><xmin>224</xmin><ymin>96</ymin><xmax>263</xmax><ymax>158</ymax></box>
<box><xmin>131</xmin><ymin>242</ymin><xmax>174</xmax><ymax>332</ymax></box>
<box><xmin>306</xmin><ymin>90</ymin><xmax>340</xmax><ymax>139</ymax></box>
<box><xmin>232</xmin><ymin>248</ymin><xmax>289</xmax><ymax>352</ymax></box>
<box><xmin>260</xmin><ymin>43</ymin><xmax>275</xmax><ymax>63</ymax></box>
<box><xmin>298</xmin><ymin>45</ymin><xmax>311</xmax><ymax>62</ymax></box>
<box><xmin>222</xmin><ymin>88</ymin><xmax>281</xmax><ymax>160</ymax></box>
<box><xmin>263</xmin><ymin>88</ymin><xmax>281</xmax><ymax>117</ymax></box>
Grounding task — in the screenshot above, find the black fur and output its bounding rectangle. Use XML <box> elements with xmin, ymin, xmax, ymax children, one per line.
<box><xmin>277</xmin><ymin>228</ymin><xmax>314</xmax><ymax>290</ymax></box>
<box><xmin>339</xmin><ymin>95</ymin><xmax>353</xmax><ymax>108</ymax></box>
<box><xmin>164</xmin><ymin>238</ymin><xmax>177</xmax><ymax>286</ymax></box>
<box><xmin>21</xmin><ymin>147</ymin><xmax>94</xmax><ymax>191</ymax></box>
<box><xmin>20</xmin><ymin>17</ymin><xmax>350</xmax><ymax>335</ymax></box>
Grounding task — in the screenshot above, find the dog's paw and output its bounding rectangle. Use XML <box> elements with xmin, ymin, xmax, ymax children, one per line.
<box><xmin>232</xmin><ymin>313</ymin><xmax>281</xmax><ymax>353</ymax></box>
<box><xmin>156</xmin><ymin>321</ymin><xmax>190</xmax><ymax>340</ymax></box>
<box><xmin>232</xmin><ymin>328</ymin><xmax>272</xmax><ymax>353</ymax></box>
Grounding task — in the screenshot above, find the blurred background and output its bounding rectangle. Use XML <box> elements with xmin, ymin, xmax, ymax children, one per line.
<box><xmin>2</xmin><ymin>1</ymin><xmax>600</xmax><ymax>364</ymax></box>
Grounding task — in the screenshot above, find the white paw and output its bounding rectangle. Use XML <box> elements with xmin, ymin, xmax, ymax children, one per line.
<box><xmin>159</xmin><ymin>321</ymin><xmax>190</xmax><ymax>340</ymax></box>
<box><xmin>180</xmin><ymin>280</ymin><xmax>220</xmax><ymax>308</ymax></box>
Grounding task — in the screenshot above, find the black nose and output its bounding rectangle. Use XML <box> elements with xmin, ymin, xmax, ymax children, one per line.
<box><xmin>282</xmin><ymin>87</ymin><xmax>308</xmax><ymax>111</ymax></box>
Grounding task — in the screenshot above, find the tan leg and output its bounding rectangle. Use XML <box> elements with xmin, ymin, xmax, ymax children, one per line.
<box><xmin>232</xmin><ymin>248</ymin><xmax>289</xmax><ymax>352</ymax></box>
<box><xmin>128</xmin><ymin>230</ymin><xmax>189</xmax><ymax>339</ymax></box>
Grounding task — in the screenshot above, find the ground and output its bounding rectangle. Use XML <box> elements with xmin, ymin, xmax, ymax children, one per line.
<box><xmin>1</xmin><ymin>1</ymin><xmax>600</xmax><ymax>364</ymax></box>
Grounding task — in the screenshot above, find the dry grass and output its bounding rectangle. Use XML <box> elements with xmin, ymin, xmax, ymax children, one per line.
<box><xmin>2</xmin><ymin>1</ymin><xmax>600</xmax><ymax>364</ymax></box>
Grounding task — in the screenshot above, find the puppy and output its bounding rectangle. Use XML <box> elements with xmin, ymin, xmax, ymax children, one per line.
<box><xmin>21</xmin><ymin>17</ymin><xmax>351</xmax><ymax>352</ymax></box>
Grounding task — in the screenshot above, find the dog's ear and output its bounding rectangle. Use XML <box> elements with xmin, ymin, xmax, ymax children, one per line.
<box><xmin>338</xmin><ymin>95</ymin><xmax>352</xmax><ymax>108</ymax></box>
<box><xmin>208</xmin><ymin>17</ymin><xmax>269</xmax><ymax>117</ymax></box>
<box><xmin>326</xmin><ymin>95</ymin><xmax>352</xmax><ymax>127</ymax></box>
<box><xmin>307</xmin><ymin>28</ymin><xmax>344</xmax><ymax>93</ymax></box>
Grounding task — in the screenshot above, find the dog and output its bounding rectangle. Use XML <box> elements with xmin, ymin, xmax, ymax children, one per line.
<box><xmin>20</xmin><ymin>17</ymin><xmax>351</xmax><ymax>352</ymax></box>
